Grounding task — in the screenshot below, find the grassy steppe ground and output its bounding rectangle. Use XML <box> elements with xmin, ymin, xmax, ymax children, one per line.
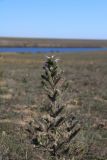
<box><xmin>0</xmin><ymin>51</ymin><xmax>107</xmax><ymax>159</ymax></box>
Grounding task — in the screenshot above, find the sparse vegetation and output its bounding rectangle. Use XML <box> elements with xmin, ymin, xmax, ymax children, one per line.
<box><xmin>0</xmin><ymin>51</ymin><xmax>107</xmax><ymax>159</ymax></box>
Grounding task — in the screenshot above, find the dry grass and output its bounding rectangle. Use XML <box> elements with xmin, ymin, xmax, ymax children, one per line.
<box><xmin>0</xmin><ymin>51</ymin><xmax>107</xmax><ymax>159</ymax></box>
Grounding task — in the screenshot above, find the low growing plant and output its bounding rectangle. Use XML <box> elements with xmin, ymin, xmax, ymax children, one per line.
<box><xmin>27</xmin><ymin>55</ymin><xmax>81</xmax><ymax>160</ymax></box>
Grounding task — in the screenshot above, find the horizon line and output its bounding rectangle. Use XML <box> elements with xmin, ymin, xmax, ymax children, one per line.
<box><xmin>0</xmin><ymin>36</ymin><xmax>107</xmax><ymax>41</ymax></box>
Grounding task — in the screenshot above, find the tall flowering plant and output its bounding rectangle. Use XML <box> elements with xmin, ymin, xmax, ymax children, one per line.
<box><xmin>27</xmin><ymin>56</ymin><xmax>80</xmax><ymax>160</ymax></box>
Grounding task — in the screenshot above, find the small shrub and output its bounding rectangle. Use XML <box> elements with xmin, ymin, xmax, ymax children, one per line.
<box><xmin>27</xmin><ymin>55</ymin><xmax>81</xmax><ymax>160</ymax></box>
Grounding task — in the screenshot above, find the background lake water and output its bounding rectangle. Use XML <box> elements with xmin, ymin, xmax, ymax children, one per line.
<box><xmin>0</xmin><ymin>47</ymin><xmax>107</xmax><ymax>53</ymax></box>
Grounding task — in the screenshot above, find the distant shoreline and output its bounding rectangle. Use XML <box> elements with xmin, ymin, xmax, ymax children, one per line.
<box><xmin>0</xmin><ymin>37</ymin><xmax>107</xmax><ymax>48</ymax></box>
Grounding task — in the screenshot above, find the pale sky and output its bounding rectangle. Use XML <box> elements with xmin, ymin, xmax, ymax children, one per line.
<box><xmin>0</xmin><ymin>0</ymin><xmax>107</xmax><ymax>39</ymax></box>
